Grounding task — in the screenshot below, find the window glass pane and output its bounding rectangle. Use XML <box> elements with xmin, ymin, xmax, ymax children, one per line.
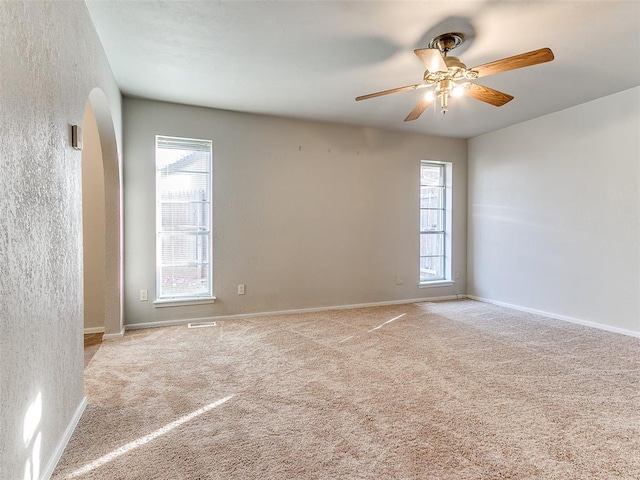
<box><xmin>420</xmin><ymin>209</ymin><xmax>443</xmax><ymax>232</ymax></box>
<box><xmin>156</xmin><ymin>143</ymin><xmax>210</xmax><ymax>172</ymax></box>
<box><xmin>420</xmin><ymin>233</ymin><xmax>444</xmax><ymax>257</ymax></box>
<box><xmin>158</xmin><ymin>172</ymin><xmax>209</xmax><ymax>199</ymax></box>
<box><xmin>161</xmin><ymin>202</ymin><xmax>209</xmax><ymax>232</ymax></box>
<box><xmin>420</xmin><ymin>186</ymin><xmax>444</xmax><ymax>209</ymax></box>
<box><xmin>160</xmin><ymin>233</ymin><xmax>209</xmax><ymax>265</ymax></box>
<box><xmin>156</xmin><ymin>135</ymin><xmax>212</xmax><ymax>299</ymax></box>
<box><xmin>160</xmin><ymin>264</ymin><xmax>209</xmax><ymax>297</ymax></box>
<box><xmin>419</xmin><ymin>161</ymin><xmax>449</xmax><ymax>284</ymax></box>
<box><xmin>420</xmin><ymin>256</ymin><xmax>444</xmax><ymax>282</ymax></box>
<box><xmin>420</xmin><ymin>165</ymin><xmax>443</xmax><ymax>186</ymax></box>
<box><xmin>156</xmin><ymin>136</ymin><xmax>211</xmax><ymax>154</ymax></box>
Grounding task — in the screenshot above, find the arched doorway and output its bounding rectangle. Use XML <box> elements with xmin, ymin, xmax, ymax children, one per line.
<box><xmin>82</xmin><ymin>88</ymin><xmax>123</xmax><ymax>339</ymax></box>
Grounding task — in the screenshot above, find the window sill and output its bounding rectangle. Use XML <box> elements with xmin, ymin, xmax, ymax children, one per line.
<box><xmin>419</xmin><ymin>280</ymin><xmax>455</xmax><ymax>288</ymax></box>
<box><xmin>153</xmin><ymin>296</ymin><xmax>216</xmax><ymax>308</ymax></box>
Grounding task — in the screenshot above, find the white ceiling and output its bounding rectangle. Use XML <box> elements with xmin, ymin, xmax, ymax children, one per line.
<box><xmin>86</xmin><ymin>1</ymin><xmax>640</xmax><ymax>138</ymax></box>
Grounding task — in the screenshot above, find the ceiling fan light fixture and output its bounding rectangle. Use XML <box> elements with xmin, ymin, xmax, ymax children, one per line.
<box><xmin>440</xmin><ymin>91</ymin><xmax>449</xmax><ymax>114</ymax></box>
<box><xmin>356</xmin><ymin>32</ymin><xmax>554</xmax><ymax>122</ymax></box>
<box><xmin>451</xmin><ymin>83</ymin><xmax>466</xmax><ymax>98</ymax></box>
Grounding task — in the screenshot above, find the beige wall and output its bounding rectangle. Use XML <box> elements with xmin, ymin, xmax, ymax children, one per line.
<box><xmin>82</xmin><ymin>102</ymin><xmax>106</xmax><ymax>331</ymax></box>
<box><xmin>123</xmin><ymin>98</ymin><xmax>467</xmax><ymax>326</ymax></box>
<box><xmin>468</xmin><ymin>87</ymin><xmax>640</xmax><ymax>335</ymax></box>
<box><xmin>0</xmin><ymin>2</ymin><xmax>122</xmax><ymax>478</ymax></box>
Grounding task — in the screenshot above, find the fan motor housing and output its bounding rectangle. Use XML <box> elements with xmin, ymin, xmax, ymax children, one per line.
<box><xmin>429</xmin><ymin>32</ymin><xmax>465</xmax><ymax>53</ymax></box>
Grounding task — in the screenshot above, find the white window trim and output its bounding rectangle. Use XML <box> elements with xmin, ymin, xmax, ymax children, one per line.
<box><xmin>155</xmin><ymin>135</ymin><xmax>214</xmax><ymax>302</ymax></box>
<box><xmin>419</xmin><ymin>160</ymin><xmax>453</xmax><ymax>286</ymax></box>
<box><xmin>153</xmin><ymin>296</ymin><xmax>217</xmax><ymax>308</ymax></box>
<box><xmin>419</xmin><ymin>280</ymin><xmax>455</xmax><ymax>288</ymax></box>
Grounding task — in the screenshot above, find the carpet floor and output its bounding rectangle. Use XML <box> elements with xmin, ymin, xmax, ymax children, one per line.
<box><xmin>53</xmin><ymin>299</ymin><xmax>640</xmax><ymax>479</ymax></box>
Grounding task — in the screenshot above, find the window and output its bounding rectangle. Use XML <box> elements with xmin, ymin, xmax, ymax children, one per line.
<box><xmin>155</xmin><ymin>136</ymin><xmax>213</xmax><ymax>302</ymax></box>
<box><xmin>419</xmin><ymin>161</ymin><xmax>451</xmax><ymax>284</ymax></box>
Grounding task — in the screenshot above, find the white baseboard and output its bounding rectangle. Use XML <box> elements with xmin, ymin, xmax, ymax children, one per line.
<box><xmin>103</xmin><ymin>327</ymin><xmax>125</xmax><ymax>340</ymax></box>
<box><xmin>41</xmin><ymin>396</ymin><xmax>87</xmax><ymax>480</ymax></box>
<box><xmin>468</xmin><ymin>295</ymin><xmax>640</xmax><ymax>339</ymax></box>
<box><xmin>124</xmin><ymin>295</ymin><xmax>464</xmax><ymax>331</ymax></box>
<box><xmin>83</xmin><ymin>326</ymin><xmax>105</xmax><ymax>334</ymax></box>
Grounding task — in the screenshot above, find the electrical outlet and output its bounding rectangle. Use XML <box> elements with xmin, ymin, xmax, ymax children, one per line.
<box><xmin>237</xmin><ymin>284</ymin><xmax>245</xmax><ymax>295</ymax></box>
<box><xmin>455</xmin><ymin>271</ymin><xmax>461</xmax><ymax>280</ymax></box>
<box><xmin>140</xmin><ymin>289</ymin><xmax>148</xmax><ymax>301</ymax></box>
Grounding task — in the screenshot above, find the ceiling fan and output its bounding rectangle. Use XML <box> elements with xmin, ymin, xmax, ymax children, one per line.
<box><xmin>355</xmin><ymin>32</ymin><xmax>554</xmax><ymax>121</ymax></box>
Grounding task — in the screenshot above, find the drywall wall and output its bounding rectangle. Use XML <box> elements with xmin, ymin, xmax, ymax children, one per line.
<box><xmin>468</xmin><ymin>87</ymin><xmax>640</xmax><ymax>334</ymax></box>
<box><xmin>0</xmin><ymin>2</ymin><xmax>122</xmax><ymax>478</ymax></box>
<box><xmin>82</xmin><ymin>102</ymin><xmax>106</xmax><ymax>332</ymax></box>
<box><xmin>123</xmin><ymin>98</ymin><xmax>467</xmax><ymax>326</ymax></box>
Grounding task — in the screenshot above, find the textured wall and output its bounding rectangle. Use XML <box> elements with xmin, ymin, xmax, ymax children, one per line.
<box><xmin>468</xmin><ymin>87</ymin><xmax>640</xmax><ymax>334</ymax></box>
<box><xmin>123</xmin><ymin>98</ymin><xmax>467</xmax><ymax>326</ymax></box>
<box><xmin>0</xmin><ymin>2</ymin><xmax>122</xmax><ymax>478</ymax></box>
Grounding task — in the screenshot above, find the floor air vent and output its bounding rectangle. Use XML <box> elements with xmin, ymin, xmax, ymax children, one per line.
<box><xmin>187</xmin><ymin>321</ymin><xmax>217</xmax><ymax>329</ymax></box>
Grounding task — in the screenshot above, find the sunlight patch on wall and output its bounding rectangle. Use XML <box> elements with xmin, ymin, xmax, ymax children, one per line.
<box><xmin>23</xmin><ymin>392</ymin><xmax>42</xmax><ymax>480</ymax></box>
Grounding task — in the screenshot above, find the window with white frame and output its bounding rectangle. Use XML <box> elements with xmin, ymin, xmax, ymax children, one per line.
<box><xmin>155</xmin><ymin>135</ymin><xmax>213</xmax><ymax>301</ymax></box>
<box><xmin>420</xmin><ymin>161</ymin><xmax>451</xmax><ymax>284</ymax></box>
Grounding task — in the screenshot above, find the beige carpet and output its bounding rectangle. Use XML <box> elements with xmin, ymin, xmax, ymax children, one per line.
<box><xmin>53</xmin><ymin>300</ymin><xmax>640</xmax><ymax>479</ymax></box>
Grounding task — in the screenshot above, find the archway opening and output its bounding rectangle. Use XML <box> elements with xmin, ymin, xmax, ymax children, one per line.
<box><xmin>81</xmin><ymin>88</ymin><xmax>123</xmax><ymax>351</ymax></box>
<box><xmin>82</xmin><ymin>101</ymin><xmax>106</xmax><ymax>340</ymax></box>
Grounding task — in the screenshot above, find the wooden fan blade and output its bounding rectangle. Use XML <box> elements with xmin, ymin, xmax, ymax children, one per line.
<box><xmin>471</xmin><ymin>48</ymin><xmax>554</xmax><ymax>78</ymax></box>
<box><xmin>355</xmin><ymin>84</ymin><xmax>425</xmax><ymax>101</ymax></box>
<box><xmin>466</xmin><ymin>83</ymin><xmax>514</xmax><ymax>106</ymax></box>
<box><xmin>404</xmin><ymin>96</ymin><xmax>432</xmax><ymax>122</ymax></box>
<box><xmin>414</xmin><ymin>48</ymin><xmax>447</xmax><ymax>72</ymax></box>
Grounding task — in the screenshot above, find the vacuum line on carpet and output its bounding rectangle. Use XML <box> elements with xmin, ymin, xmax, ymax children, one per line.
<box><xmin>66</xmin><ymin>395</ymin><xmax>234</xmax><ymax>478</ymax></box>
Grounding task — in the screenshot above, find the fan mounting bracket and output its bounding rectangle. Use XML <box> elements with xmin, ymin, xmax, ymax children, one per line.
<box><xmin>429</xmin><ymin>32</ymin><xmax>465</xmax><ymax>54</ymax></box>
